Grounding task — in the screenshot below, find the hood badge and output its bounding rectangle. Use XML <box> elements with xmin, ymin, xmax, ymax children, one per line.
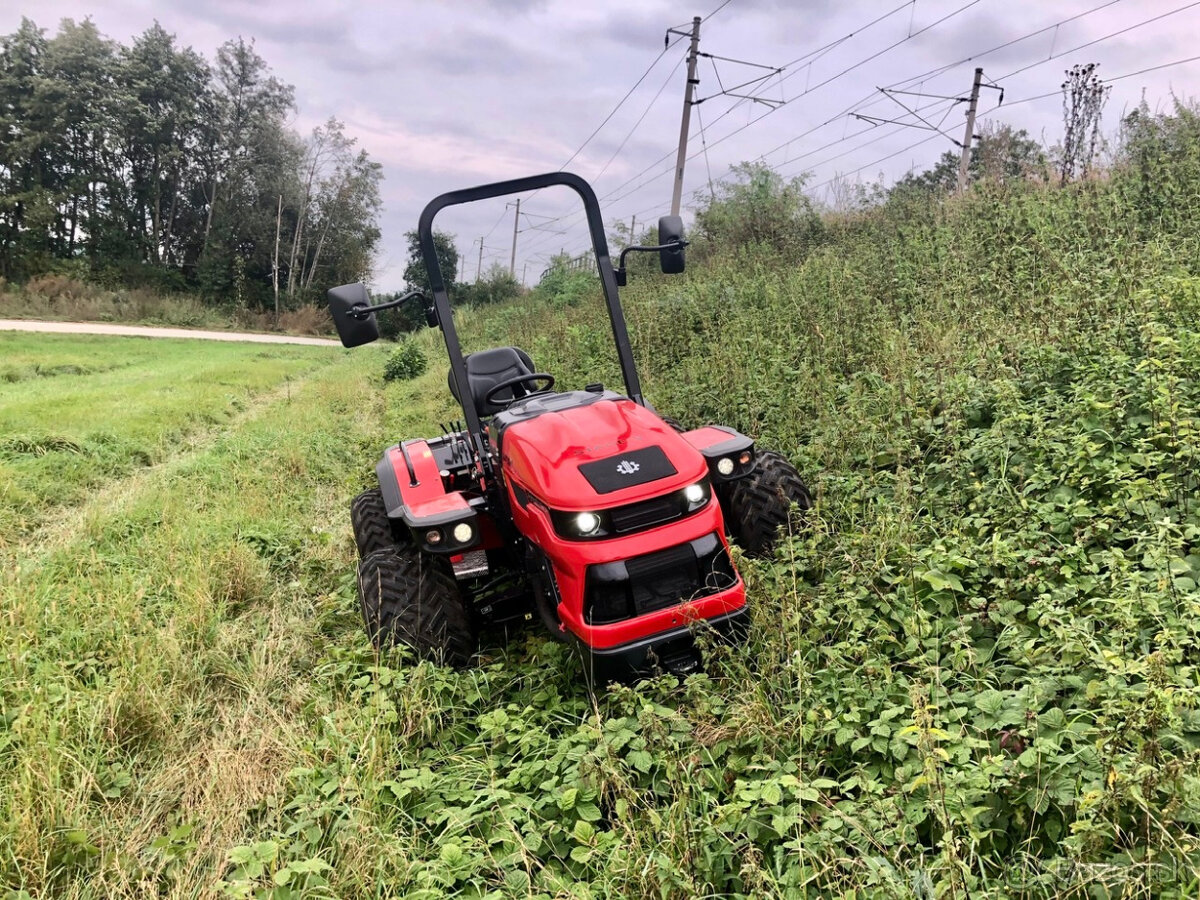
<box><xmin>615</xmin><ymin>460</ymin><xmax>641</xmax><ymax>475</ymax></box>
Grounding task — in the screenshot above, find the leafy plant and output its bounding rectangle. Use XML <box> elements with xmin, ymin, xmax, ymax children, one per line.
<box><xmin>383</xmin><ymin>341</ymin><xmax>427</xmax><ymax>382</ymax></box>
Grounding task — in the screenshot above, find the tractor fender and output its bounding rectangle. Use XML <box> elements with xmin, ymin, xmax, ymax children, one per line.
<box><xmin>681</xmin><ymin>425</ymin><xmax>758</xmax><ymax>484</ymax></box>
<box><xmin>376</xmin><ymin>440</ymin><xmax>479</xmax><ymax>554</ymax></box>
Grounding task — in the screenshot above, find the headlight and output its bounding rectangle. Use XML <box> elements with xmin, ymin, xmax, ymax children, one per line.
<box><xmin>716</xmin><ymin>457</ymin><xmax>735</xmax><ymax>476</ymax></box>
<box><xmin>550</xmin><ymin>508</ymin><xmax>613</xmax><ymax>539</ymax></box>
<box><xmin>682</xmin><ymin>480</ymin><xmax>710</xmax><ymax>511</ymax></box>
<box><xmin>574</xmin><ymin>512</ymin><xmax>602</xmax><ymax>536</ymax></box>
<box><xmin>452</xmin><ymin>522</ymin><xmax>474</xmax><ymax>544</ymax></box>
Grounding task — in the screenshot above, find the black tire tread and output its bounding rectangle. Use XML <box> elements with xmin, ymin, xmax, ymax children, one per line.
<box><xmin>723</xmin><ymin>449</ymin><xmax>812</xmax><ymax>557</ymax></box>
<box><xmin>659</xmin><ymin>414</ymin><xmax>686</xmax><ymax>433</ymax></box>
<box><xmin>350</xmin><ymin>488</ymin><xmax>405</xmax><ymax>558</ymax></box>
<box><xmin>357</xmin><ymin>547</ymin><xmax>476</xmax><ymax>667</ymax></box>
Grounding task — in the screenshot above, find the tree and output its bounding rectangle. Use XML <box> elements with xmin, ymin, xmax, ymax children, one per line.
<box><xmin>0</xmin><ymin>18</ymin><xmax>383</xmax><ymax>304</ymax></box>
<box><xmin>0</xmin><ymin>18</ymin><xmax>53</xmax><ymax>278</ymax></box>
<box><xmin>403</xmin><ymin>229</ymin><xmax>458</xmax><ymax>295</ymax></box>
<box><xmin>197</xmin><ymin>37</ymin><xmax>295</xmax><ymax>302</ymax></box>
<box><xmin>891</xmin><ymin>125</ymin><xmax>1047</xmax><ymax>197</ymax></box>
<box><xmin>113</xmin><ymin>23</ymin><xmax>211</xmax><ymax>273</ymax></box>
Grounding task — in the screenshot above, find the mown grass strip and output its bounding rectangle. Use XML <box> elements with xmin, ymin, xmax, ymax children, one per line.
<box><xmin>0</xmin><ymin>334</ymin><xmax>338</xmax><ymax>543</ymax></box>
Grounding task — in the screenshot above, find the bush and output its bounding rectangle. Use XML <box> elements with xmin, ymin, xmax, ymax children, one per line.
<box><xmin>692</xmin><ymin>161</ymin><xmax>825</xmax><ymax>262</ymax></box>
<box><xmin>383</xmin><ymin>341</ymin><xmax>427</xmax><ymax>382</ymax></box>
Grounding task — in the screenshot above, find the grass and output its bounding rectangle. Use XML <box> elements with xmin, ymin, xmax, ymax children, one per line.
<box><xmin>0</xmin><ymin>334</ymin><xmax>337</xmax><ymax>545</ymax></box>
<box><xmin>0</xmin><ymin>274</ymin><xmax>336</xmax><ymax>336</ymax></box>
<box><xmin>4</xmin><ymin>115</ymin><xmax>1200</xmax><ymax>898</ymax></box>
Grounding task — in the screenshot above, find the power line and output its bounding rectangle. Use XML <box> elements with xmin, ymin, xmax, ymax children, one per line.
<box><xmin>655</xmin><ymin>0</ymin><xmax>989</xmax><ymax>187</ymax></box>
<box><xmin>881</xmin><ymin>0</ymin><xmax>1129</xmax><ymax>94</ymax></box>
<box><xmin>743</xmin><ymin>0</ymin><xmax>1196</xmax><ymax>187</ymax></box>
<box><xmin>557</xmin><ymin>35</ymin><xmax>689</xmax><ymax>173</ymax></box>
<box><xmin>703</xmin><ymin>0</ymin><xmax>735</xmax><ymax>21</ymax></box>
<box><xmin>808</xmin><ymin>133</ymin><xmax>942</xmax><ymax>192</ymax></box>
<box><xmin>586</xmin><ymin>0</ymin><xmax>917</xmax><ymax>206</ymax></box>
<box><xmin>752</xmin><ymin>0</ymin><xmax>1132</xmax><ymax>167</ymax></box>
<box><xmin>800</xmin><ymin>39</ymin><xmax>1200</xmax><ymax>191</ymax></box>
<box><xmin>591</xmin><ymin>52</ymin><xmax>687</xmax><ymax>184</ymax></box>
<box><xmin>989</xmin><ymin>52</ymin><xmax>1200</xmax><ymax>108</ymax></box>
<box><xmin>993</xmin><ymin>0</ymin><xmax>1200</xmax><ymax>83</ymax></box>
<box><xmin>525</xmin><ymin>1</ymin><xmax>1200</xmax><ymax>262</ymax></box>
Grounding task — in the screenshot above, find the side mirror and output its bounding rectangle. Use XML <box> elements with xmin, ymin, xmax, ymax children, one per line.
<box><xmin>658</xmin><ymin>215</ymin><xmax>686</xmax><ymax>275</ymax></box>
<box><xmin>327</xmin><ymin>282</ymin><xmax>380</xmax><ymax>347</ymax></box>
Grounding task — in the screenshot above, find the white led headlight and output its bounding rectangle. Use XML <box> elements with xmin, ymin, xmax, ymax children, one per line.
<box><xmin>574</xmin><ymin>512</ymin><xmax>602</xmax><ymax>535</ymax></box>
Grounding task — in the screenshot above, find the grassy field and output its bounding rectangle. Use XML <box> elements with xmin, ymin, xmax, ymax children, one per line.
<box><xmin>5</xmin><ymin>118</ymin><xmax>1200</xmax><ymax>897</ymax></box>
<box><xmin>0</xmin><ymin>335</ymin><xmax>334</xmax><ymax>547</ymax></box>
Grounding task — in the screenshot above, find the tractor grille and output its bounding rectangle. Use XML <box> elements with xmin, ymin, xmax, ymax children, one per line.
<box><xmin>584</xmin><ymin>533</ymin><xmax>738</xmax><ymax>625</ymax></box>
<box><xmin>610</xmin><ymin>495</ymin><xmax>682</xmax><ymax>534</ymax></box>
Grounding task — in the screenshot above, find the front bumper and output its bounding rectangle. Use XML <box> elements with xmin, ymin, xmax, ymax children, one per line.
<box><xmin>576</xmin><ymin>606</ymin><xmax>749</xmax><ymax>682</ymax></box>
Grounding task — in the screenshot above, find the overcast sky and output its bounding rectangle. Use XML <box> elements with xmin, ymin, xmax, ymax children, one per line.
<box><xmin>4</xmin><ymin>0</ymin><xmax>1198</xmax><ymax>290</ymax></box>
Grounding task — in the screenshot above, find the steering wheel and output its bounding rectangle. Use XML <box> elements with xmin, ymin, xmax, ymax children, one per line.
<box><xmin>484</xmin><ymin>373</ymin><xmax>556</xmax><ymax>409</ymax></box>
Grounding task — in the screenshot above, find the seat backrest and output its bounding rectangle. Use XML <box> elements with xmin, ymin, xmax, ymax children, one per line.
<box><xmin>448</xmin><ymin>346</ymin><xmax>536</xmax><ymax>417</ymax></box>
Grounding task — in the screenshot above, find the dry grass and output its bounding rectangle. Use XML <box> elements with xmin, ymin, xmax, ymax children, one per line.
<box><xmin>0</xmin><ymin>275</ymin><xmax>334</xmax><ymax>337</ymax></box>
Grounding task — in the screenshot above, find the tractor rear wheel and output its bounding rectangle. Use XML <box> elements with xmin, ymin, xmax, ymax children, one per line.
<box><xmin>357</xmin><ymin>547</ymin><xmax>476</xmax><ymax>667</ymax></box>
<box><xmin>350</xmin><ymin>488</ymin><xmax>406</xmax><ymax>558</ymax></box>
<box><xmin>721</xmin><ymin>449</ymin><xmax>812</xmax><ymax>557</ymax></box>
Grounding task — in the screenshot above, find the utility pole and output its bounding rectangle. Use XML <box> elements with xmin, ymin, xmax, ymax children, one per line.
<box><xmin>629</xmin><ymin>214</ymin><xmax>637</xmax><ymax>245</ymax></box>
<box><xmin>957</xmin><ymin>67</ymin><xmax>984</xmax><ymax>193</ymax></box>
<box><xmin>509</xmin><ymin>198</ymin><xmax>520</xmax><ymax>277</ymax></box>
<box><xmin>669</xmin><ymin>16</ymin><xmax>702</xmax><ymax>216</ymax></box>
<box><xmin>858</xmin><ymin>67</ymin><xmax>1000</xmax><ymax>194</ymax></box>
<box><xmin>475</xmin><ymin>237</ymin><xmax>484</xmax><ymax>283</ymax></box>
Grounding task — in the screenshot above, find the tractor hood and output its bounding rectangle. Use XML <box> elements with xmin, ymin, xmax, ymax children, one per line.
<box><xmin>499</xmin><ymin>396</ymin><xmax>707</xmax><ymax>510</ymax></box>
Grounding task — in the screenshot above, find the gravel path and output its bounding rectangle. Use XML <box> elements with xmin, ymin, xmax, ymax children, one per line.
<box><xmin>0</xmin><ymin>319</ymin><xmax>341</xmax><ymax>347</ymax></box>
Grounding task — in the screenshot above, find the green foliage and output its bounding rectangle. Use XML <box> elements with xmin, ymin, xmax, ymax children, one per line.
<box><xmin>0</xmin><ymin>19</ymin><xmax>382</xmax><ymax>305</ymax></box>
<box><xmin>8</xmin><ymin>99</ymin><xmax>1200</xmax><ymax>900</ymax></box>
<box><xmin>532</xmin><ymin>257</ymin><xmax>602</xmax><ymax>309</ymax></box>
<box><xmin>383</xmin><ymin>340</ymin><xmax>427</xmax><ymax>382</ymax></box>
<box><xmin>692</xmin><ymin>161</ymin><xmax>825</xmax><ymax>261</ymax></box>
<box><xmin>403</xmin><ymin>229</ymin><xmax>459</xmax><ymax>296</ymax></box>
<box><xmin>455</xmin><ymin>262</ymin><xmax>522</xmax><ymax>307</ymax></box>
<box><xmin>892</xmin><ymin>124</ymin><xmax>1048</xmax><ymax>197</ymax></box>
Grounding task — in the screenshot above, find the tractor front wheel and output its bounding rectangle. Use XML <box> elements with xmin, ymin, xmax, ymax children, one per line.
<box><xmin>720</xmin><ymin>449</ymin><xmax>812</xmax><ymax>557</ymax></box>
<box><xmin>350</xmin><ymin>488</ymin><xmax>407</xmax><ymax>558</ymax></box>
<box><xmin>357</xmin><ymin>547</ymin><xmax>476</xmax><ymax>667</ymax></box>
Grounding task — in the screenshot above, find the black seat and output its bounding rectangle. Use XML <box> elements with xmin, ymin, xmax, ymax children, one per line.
<box><xmin>448</xmin><ymin>346</ymin><xmax>539</xmax><ymax>417</ymax></box>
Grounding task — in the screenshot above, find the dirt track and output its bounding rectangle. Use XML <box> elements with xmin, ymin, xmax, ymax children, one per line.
<box><xmin>0</xmin><ymin>319</ymin><xmax>341</xmax><ymax>347</ymax></box>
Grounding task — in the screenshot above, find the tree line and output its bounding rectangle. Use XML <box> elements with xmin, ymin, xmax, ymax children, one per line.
<box><xmin>0</xmin><ymin>17</ymin><xmax>382</xmax><ymax>310</ymax></box>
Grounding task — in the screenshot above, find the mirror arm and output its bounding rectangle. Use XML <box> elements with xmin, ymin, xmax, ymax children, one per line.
<box><xmin>614</xmin><ymin>239</ymin><xmax>690</xmax><ymax>286</ymax></box>
<box><xmin>348</xmin><ymin>289</ymin><xmax>426</xmax><ymax>320</ymax></box>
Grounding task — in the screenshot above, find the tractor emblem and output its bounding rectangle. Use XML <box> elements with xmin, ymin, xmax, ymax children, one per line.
<box><xmin>616</xmin><ymin>460</ymin><xmax>641</xmax><ymax>475</ymax></box>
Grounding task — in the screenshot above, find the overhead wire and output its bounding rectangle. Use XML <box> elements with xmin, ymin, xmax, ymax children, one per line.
<box><xmin>557</xmin><ymin>34</ymin><xmax>689</xmax><ymax>173</ymax></box>
<box><xmin>520</xmin><ymin>0</ymin><xmax>959</xmax><ymax>256</ymax></box>
<box><xmin>984</xmin><ymin>52</ymin><xmax>1200</xmax><ymax>109</ymax></box>
<box><xmin>797</xmin><ymin>8</ymin><xmax>1200</xmax><ymax>191</ymax></box>
<box><xmin>530</xmin><ymin>0</ymin><xmax>1200</xmax><ymax>267</ymax></box>
<box><xmin>703</xmin><ymin>0</ymin><xmax>735</xmax><ymax>22</ymax></box>
<box><xmin>728</xmin><ymin>0</ymin><xmax>1196</xmax><ymax>189</ymax></box>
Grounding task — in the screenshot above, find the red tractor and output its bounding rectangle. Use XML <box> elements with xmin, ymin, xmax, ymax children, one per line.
<box><xmin>328</xmin><ymin>172</ymin><xmax>809</xmax><ymax>681</ymax></box>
